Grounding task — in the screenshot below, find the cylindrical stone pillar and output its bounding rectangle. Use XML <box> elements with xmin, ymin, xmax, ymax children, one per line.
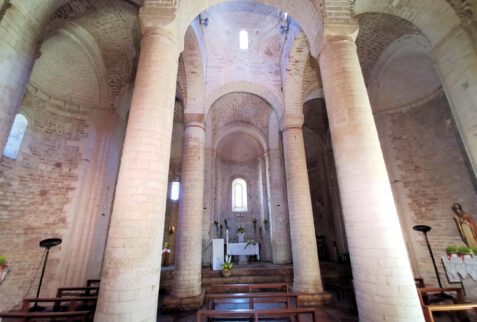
<box><xmin>319</xmin><ymin>35</ymin><xmax>424</xmax><ymax>321</ymax></box>
<box><xmin>95</xmin><ymin>24</ymin><xmax>181</xmax><ymax>322</ymax></box>
<box><xmin>282</xmin><ymin>118</ymin><xmax>323</xmax><ymax>295</ymax></box>
<box><xmin>173</xmin><ymin>117</ymin><xmax>205</xmax><ymax>298</ymax></box>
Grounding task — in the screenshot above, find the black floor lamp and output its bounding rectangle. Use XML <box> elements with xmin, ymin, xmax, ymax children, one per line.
<box><xmin>31</xmin><ymin>238</ymin><xmax>62</xmax><ymax>311</ymax></box>
<box><xmin>413</xmin><ymin>225</ymin><xmax>454</xmax><ymax>303</ymax></box>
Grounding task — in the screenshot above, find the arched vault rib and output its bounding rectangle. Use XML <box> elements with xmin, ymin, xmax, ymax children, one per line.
<box><xmin>283</xmin><ymin>32</ymin><xmax>310</xmax><ymax>116</ymax></box>
<box><xmin>182</xmin><ymin>25</ymin><xmax>205</xmax><ymax>114</ymax></box>
<box><xmin>174</xmin><ymin>0</ymin><xmax>324</xmax><ymax>57</ymax></box>
<box><xmin>205</xmin><ymin>82</ymin><xmax>284</xmax><ymax>120</ymax></box>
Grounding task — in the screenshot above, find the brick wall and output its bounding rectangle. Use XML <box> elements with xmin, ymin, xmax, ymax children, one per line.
<box><xmin>0</xmin><ymin>92</ymin><xmax>91</xmax><ymax>310</ymax></box>
<box><xmin>375</xmin><ymin>92</ymin><xmax>477</xmax><ymax>287</ymax></box>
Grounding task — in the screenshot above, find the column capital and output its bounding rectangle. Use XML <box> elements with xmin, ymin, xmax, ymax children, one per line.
<box><xmin>282</xmin><ymin>113</ymin><xmax>304</xmax><ymax>132</ymax></box>
<box><xmin>139</xmin><ymin>7</ymin><xmax>184</xmax><ymax>52</ymax></box>
<box><xmin>184</xmin><ymin>113</ymin><xmax>205</xmax><ymax>131</ymax></box>
<box><xmin>318</xmin><ymin>23</ymin><xmax>359</xmax><ymax>58</ymax></box>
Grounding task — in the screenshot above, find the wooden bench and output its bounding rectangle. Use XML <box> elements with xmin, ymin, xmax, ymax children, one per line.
<box><xmin>0</xmin><ymin>310</ymin><xmax>90</xmax><ymax>321</ymax></box>
<box><xmin>21</xmin><ymin>296</ymin><xmax>97</xmax><ymax>313</ymax></box>
<box><xmin>209</xmin><ymin>283</ymin><xmax>289</xmax><ymax>294</ymax></box>
<box><xmin>418</xmin><ymin>287</ymin><xmax>477</xmax><ymax>321</ymax></box>
<box><xmin>205</xmin><ymin>293</ymin><xmax>300</xmax><ymax>310</ymax></box>
<box><xmin>197</xmin><ymin>308</ymin><xmax>318</xmax><ymax>322</ymax></box>
<box><xmin>422</xmin><ymin>303</ymin><xmax>477</xmax><ymax>322</ymax></box>
<box><xmin>56</xmin><ymin>286</ymin><xmax>99</xmax><ymax>297</ymax></box>
<box><xmin>86</xmin><ymin>279</ymin><xmax>100</xmax><ymax>287</ymax></box>
<box><xmin>417</xmin><ymin>287</ymin><xmax>464</xmax><ymax>306</ymax></box>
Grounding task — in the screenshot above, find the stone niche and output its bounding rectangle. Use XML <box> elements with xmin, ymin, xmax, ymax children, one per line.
<box><xmin>214</xmin><ymin>132</ymin><xmax>271</xmax><ymax>261</ymax></box>
<box><xmin>205</xmin><ymin>92</ymin><xmax>280</xmax><ymax>263</ymax></box>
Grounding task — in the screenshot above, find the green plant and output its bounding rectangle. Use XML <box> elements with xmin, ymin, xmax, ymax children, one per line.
<box><xmin>220</xmin><ymin>224</ymin><xmax>223</xmax><ymax>229</ymax></box>
<box><xmin>237</xmin><ymin>226</ymin><xmax>245</xmax><ymax>234</ymax></box>
<box><xmin>458</xmin><ymin>245</ymin><xmax>471</xmax><ymax>255</ymax></box>
<box><xmin>222</xmin><ymin>255</ymin><xmax>233</xmax><ymax>271</ymax></box>
<box><xmin>263</xmin><ymin>219</ymin><xmax>269</xmax><ymax>224</ymax></box>
<box><xmin>0</xmin><ymin>256</ymin><xmax>5</xmax><ymax>266</ymax></box>
<box><xmin>259</xmin><ymin>226</ymin><xmax>262</xmax><ymax>232</ymax></box>
<box><xmin>252</xmin><ymin>218</ymin><xmax>257</xmax><ymax>224</ymax></box>
<box><xmin>472</xmin><ymin>247</ymin><xmax>477</xmax><ymax>255</ymax></box>
<box><xmin>214</xmin><ymin>220</ymin><xmax>219</xmax><ymax>225</ymax></box>
<box><xmin>446</xmin><ymin>245</ymin><xmax>457</xmax><ymax>254</ymax></box>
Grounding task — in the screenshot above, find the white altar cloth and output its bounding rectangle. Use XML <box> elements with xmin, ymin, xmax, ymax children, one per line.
<box><xmin>227</xmin><ymin>243</ymin><xmax>260</xmax><ymax>261</ymax></box>
<box><xmin>442</xmin><ymin>256</ymin><xmax>477</xmax><ymax>300</ymax></box>
<box><xmin>442</xmin><ymin>256</ymin><xmax>477</xmax><ymax>282</ymax></box>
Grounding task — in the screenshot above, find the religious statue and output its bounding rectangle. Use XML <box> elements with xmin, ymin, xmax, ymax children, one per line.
<box><xmin>452</xmin><ymin>203</ymin><xmax>477</xmax><ymax>248</ymax></box>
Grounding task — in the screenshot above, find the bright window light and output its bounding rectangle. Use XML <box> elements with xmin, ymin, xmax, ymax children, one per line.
<box><xmin>171</xmin><ymin>181</ymin><xmax>180</xmax><ymax>201</ymax></box>
<box><xmin>232</xmin><ymin>178</ymin><xmax>247</xmax><ymax>212</ymax></box>
<box><xmin>239</xmin><ymin>30</ymin><xmax>248</xmax><ymax>50</ymax></box>
<box><xmin>3</xmin><ymin>113</ymin><xmax>27</xmax><ymax>159</ymax></box>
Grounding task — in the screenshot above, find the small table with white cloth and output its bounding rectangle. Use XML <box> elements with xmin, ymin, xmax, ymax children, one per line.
<box><xmin>227</xmin><ymin>243</ymin><xmax>260</xmax><ymax>262</ymax></box>
<box><xmin>442</xmin><ymin>255</ymin><xmax>477</xmax><ymax>300</ymax></box>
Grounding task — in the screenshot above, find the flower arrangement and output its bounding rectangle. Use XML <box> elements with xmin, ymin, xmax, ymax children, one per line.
<box><xmin>237</xmin><ymin>226</ymin><xmax>245</xmax><ymax>234</ymax></box>
<box><xmin>263</xmin><ymin>219</ymin><xmax>269</xmax><ymax>224</ymax></box>
<box><xmin>222</xmin><ymin>255</ymin><xmax>233</xmax><ymax>272</ymax></box>
<box><xmin>245</xmin><ymin>239</ymin><xmax>256</xmax><ymax>249</ymax></box>
<box><xmin>214</xmin><ymin>220</ymin><xmax>219</xmax><ymax>226</ymax></box>
<box><xmin>252</xmin><ymin>218</ymin><xmax>257</xmax><ymax>224</ymax></box>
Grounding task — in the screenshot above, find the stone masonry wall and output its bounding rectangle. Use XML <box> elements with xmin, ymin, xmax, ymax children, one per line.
<box><xmin>0</xmin><ymin>92</ymin><xmax>91</xmax><ymax>310</ymax></box>
<box><xmin>375</xmin><ymin>91</ymin><xmax>477</xmax><ymax>287</ymax></box>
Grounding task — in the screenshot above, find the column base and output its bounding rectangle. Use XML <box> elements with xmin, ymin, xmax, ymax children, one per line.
<box><xmin>161</xmin><ymin>288</ymin><xmax>205</xmax><ymax>311</ymax></box>
<box><xmin>297</xmin><ymin>292</ymin><xmax>332</xmax><ymax>306</ymax></box>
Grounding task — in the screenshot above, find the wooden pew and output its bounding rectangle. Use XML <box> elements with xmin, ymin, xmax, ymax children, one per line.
<box><xmin>86</xmin><ymin>279</ymin><xmax>100</xmax><ymax>287</ymax></box>
<box><xmin>197</xmin><ymin>307</ymin><xmax>319</xmax><ymax>322</ymax></box>
<box><xmin>209</xmin><ymin>283</ymin><xmax>289</xmax><ymax>294</ymax></box>
<box><xmin>418</xmin><ymin>287</ymin><xmax>477</xmax><ymax>322</ymax></box>
<box><xmin>21</xmin><ymin>296</ymin><xmax>97</xmax><ymax>314</ymax></box>
<box><xmin>56</xmin><ymin>286</ymin><xmax>99</xmax><ymax>297</ymax></box>
<box><xmin>417</xmin><ymin>287</ymin><xmax>464</xmax><ymax>306</ymax></box>
<box><xmin>205</xmin><ymin>293</ymin><xmax>300</xmax><ymax>310</ymax></box>
<box><xmin>0</xmin><ymin>310</ymin><xmax>90</xmax><ymax>321</ymax></box>
<box><xmin>421</xmin><ymin>303</ymin><xmax>477</xmax><ymax>322</ymax></box>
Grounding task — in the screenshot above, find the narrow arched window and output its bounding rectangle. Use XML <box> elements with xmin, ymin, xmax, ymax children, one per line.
<box><xmin>232</xmin><ymin>178</ymin><xmax>247</xmax><ymax>212</ymax></box>
<box><xmin>3</xmin><ymin>114</ymin><xmax>27</xmax><ymax>159</ymax></box>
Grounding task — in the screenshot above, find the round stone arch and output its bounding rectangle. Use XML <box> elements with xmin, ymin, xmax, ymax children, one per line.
<box><xmin>175</xmin><ymin>0</ymin><xmax>324</xmax><ymax>57</ymax></box>
<box><xmin>352</xmin><ymin>0</ymin><xmax>460</xmax><ymax>47</ymax></box>
<box><xmin>205</xmin><ymin>82</ymin><xmax>284</xmax><ymax>121</ymax></box>
<box><xmin>214</xmin><ymin>121</ymin><xmax>268</xmax><ymax>155</ymax></box>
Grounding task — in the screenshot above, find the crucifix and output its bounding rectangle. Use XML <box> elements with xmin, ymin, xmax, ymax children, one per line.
<box><xmin>236</xmin><ymin>212</ymin><xmax>245</xmax><ymax>228</ymax></box>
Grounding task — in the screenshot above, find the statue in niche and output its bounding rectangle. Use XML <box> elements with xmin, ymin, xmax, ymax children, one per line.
<box><xmin>452</xmin><ymin>203</ymin><xmax>477</xmax><ymax>248</ymax></box>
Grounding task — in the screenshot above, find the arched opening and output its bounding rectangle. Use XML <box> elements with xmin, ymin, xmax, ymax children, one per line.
<box><xmin>2</xmin><ymin>113</ymin><xmax>27</xmax><ymax>159</ymax></box>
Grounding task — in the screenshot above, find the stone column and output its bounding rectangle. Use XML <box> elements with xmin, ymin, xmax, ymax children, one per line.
<box><xmin>169</xmin><ymin>114</ymin><xmax>205</xmax><ymax>306</ymax></box>
<box><xmin>319</xmin><ymin>32</ymin><xmax>424</xmax><ymax>321</ymax></box>
<box><xmin>282</xmin><ymin>114</ymin><xmax>325</xmax><ymax>304</ymax></box>
<box><xmin>94</xmin><ymin>21</ymin><xmax>182</xmax><ymax>321</ymax></box>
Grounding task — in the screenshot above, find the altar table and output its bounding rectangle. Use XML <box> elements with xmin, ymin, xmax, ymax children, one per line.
<box><xmin>227</xmin><ymin>243</ymin><xmax>260</xmax><ymax>261</ymax></box>
<box><xmin>442</xmin><ymin>256</ymin><xmax>477</xmax><ymax>300</ymax></box>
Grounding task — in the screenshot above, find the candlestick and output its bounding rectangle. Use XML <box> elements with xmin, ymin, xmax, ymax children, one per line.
<box><xmin>226</xmin><ymin>229</ymin><xmax>229</xmax><ymax>245</ymax></box>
